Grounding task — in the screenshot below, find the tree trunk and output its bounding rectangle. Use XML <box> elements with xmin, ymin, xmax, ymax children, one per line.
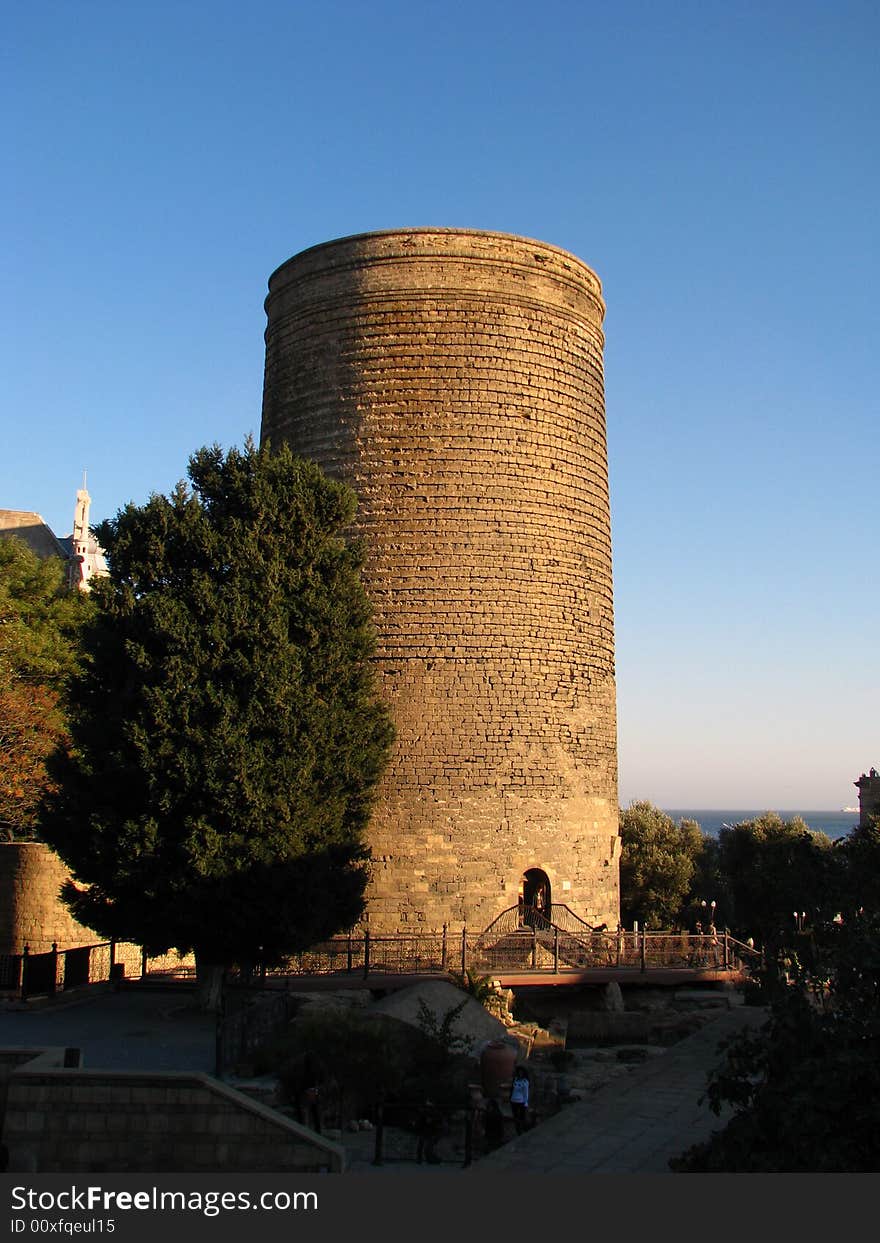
<box><xmin>194</xmin><ymin>952</ymin><xmax>225</xmax><ymax>1013</ymax></box>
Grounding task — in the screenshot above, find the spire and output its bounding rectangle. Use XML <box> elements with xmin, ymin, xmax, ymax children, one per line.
<box><xmin>69</xmin><ymin>474</ymin><xmax>92</xmax><ymax>590</ymax></box>
<box><xmin>73</xmin><ymin>476</ymin><xmax>91</xmax><ymax>555</ymax></box>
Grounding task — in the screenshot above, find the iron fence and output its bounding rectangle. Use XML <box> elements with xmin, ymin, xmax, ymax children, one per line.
<box><xmin>370</xmin><ymin>1100</ymin><xmax>478</xmax><ymax>1168</ymax></box>
<box><xmin>0</xmin><ymin>954</ymin><xmax>22</xmax><ymax>991</ymax></box>
<box><xmin>274</xmin><ymin>923</ymin><xmax>759</xmax><ymax>980</ymax></box>
<box><xmin>0</xmin><ymin>919</ymin><xmax>761</xmax><ymax>1004</ymax></box>
<box><xmin>214</xmin><ymin>985</ymin><xmax>300</xmax><ymax>1076</ymax></box>
<box><xmin>0</xmin><ymin>938</ymin><xmax>196</xmax><ymax>1000</ymax></box>
<box><xmin>281</xmin><ymin>938</ymin><xmax>366</xmax><ymax>977</ymax></box>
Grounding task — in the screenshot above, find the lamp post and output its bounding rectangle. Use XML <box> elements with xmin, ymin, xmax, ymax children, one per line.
<box><xmin>793</xmin><ymin>910</ymin><xmax>806</xmax><ymax>933</ymax></box>
<box><xmin>698</xmin><ymin>899</ymin><xmax>718</xmax><ymax>929</ymax></box>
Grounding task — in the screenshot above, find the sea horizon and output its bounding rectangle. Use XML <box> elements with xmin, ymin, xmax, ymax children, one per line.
<box><xmin>660</xmin><ymin>808</ymin><xmax>860</xmax><ymax>840</ymax></box>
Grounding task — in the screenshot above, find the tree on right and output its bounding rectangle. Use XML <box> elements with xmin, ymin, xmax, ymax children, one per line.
<box><xmin>671</xmin><ymin>817</ymin><xmax>880</xmax><ymax>1172</ymax></box>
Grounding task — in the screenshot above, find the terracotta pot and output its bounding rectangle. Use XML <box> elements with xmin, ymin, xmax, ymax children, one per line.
<box><xmin>480</xmin><ymin>1040</ymin><xmax>517</xmax><ymax>1099</ymax></box>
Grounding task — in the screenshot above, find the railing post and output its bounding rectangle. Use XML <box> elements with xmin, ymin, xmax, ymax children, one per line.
<box><xmin>723</xmin><ymin>931</ymin><xmax>729</xmax><ymax>970</ymax></box>
<box><xmin>363</xmin><ymin>929</ymin><xmax>371</xmax><ymax>980</ymax></box>
<box><xmin>460</xmin><ymin>927</ymin><xmax>467</xmax><ymax>976</ymax></box>
<box><xmin>531</xmin><ymin>925</ymin><xmax>537</xmax><ymax>970</ymax></box>
<box><xmin>50</xmin><ymin>942</ymin><xmax>59</xmax><ymax>996</ymax></box>
<box><xmin>214</xmin><ymin>991</ymin><xmax>225</xmax><ymax>1078</ymax></box>
<box><xmin>640</xmin><ymin>927</ymin><xmax>647</xmax><ymax>973</ymax></box>
<box><xmin>373</xmin><ymin>1102</ymin><xmax>384</xmax><ymax>1166</ymax></box>
<box><xmin>441</xmin><ymin>923</ymin><xmax>448</xmax><ymax>971</ymax></box>
<box><xmin>553</xmin><ymin>927</ymin><xmax>559</xmax><ymax>974</ymax></box>
<box><xmin>616</xmin><ymin>929</ymin><xmax>622</xmax><ymax>967</ymax></box>
<box><xmin>21</xmin><ymin>944</ymin><xmax>29</xmax><ymax>1001</ymax></box>
<box><xmin>109</xmin><ymin>938</ymin><xmax>116</xmax><ymax>975</ymax></box>
<box><xmin>140</xmin><ymin>947</ymin><xmax>148</xmax><ymax>980</ymax></box>
<box><xmin>347</xmin><ymin>933</ymin><xmax>353</xmax><ymax>973</ymax></box>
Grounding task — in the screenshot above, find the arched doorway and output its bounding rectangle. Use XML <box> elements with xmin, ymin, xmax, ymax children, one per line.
<box><xmin>520</xmin><ymin>868</ymin><xmax>552</xmax><ymax>927</ymax></box>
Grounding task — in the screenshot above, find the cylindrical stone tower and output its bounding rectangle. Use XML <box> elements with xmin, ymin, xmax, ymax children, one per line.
<box><xmin>261</xmin><ymin>228</ymin><xmax>619</xmax><ymax>931</ymax></box>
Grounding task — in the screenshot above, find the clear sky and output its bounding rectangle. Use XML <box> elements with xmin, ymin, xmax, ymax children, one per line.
<box><xmin>3</xmin><ymin>1</ymin><xmax>877</xmax><ymax>810</ymax></box>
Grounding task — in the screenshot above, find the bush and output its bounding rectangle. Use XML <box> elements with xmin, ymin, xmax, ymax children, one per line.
<box><xmin>256</xmin><ymin>1002</ymin><xmax>478</xmax><ymax>1125</ymax></box>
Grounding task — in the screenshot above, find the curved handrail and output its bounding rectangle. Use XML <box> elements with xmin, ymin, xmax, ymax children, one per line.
<box><xmin>477</xmin><ymin>905</ymin><xmax>531</xmax><ymax>941</ymax></box>
<box><xmin>726</xmin><ymin>935</ymin><xmax>763</xmax><ymax>963</ymax></box>
<box><xmin>477</xmin><ymin>904</ymin><xmax>552</xmax><ymax>941</ymax></box>
<box><xmin>477</xmin><ymin>903</ymin><xmax>605</xmax><ymax>943</ymax></box>
<box><xmin>548</xmin><ymin>904</ymin><xmax>601</xmax><ymax>935</ymax></box>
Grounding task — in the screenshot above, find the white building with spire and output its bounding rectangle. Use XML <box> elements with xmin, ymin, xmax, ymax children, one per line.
<box><xmin>0</xmin><ymin>479</ymin><xmax>107</xmax><ymax>590</ymax></box>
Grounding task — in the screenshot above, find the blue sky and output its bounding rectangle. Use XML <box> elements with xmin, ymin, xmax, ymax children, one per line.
<box><xmin>3</xmin><ymin>1</ymin><xmax>877</xmax><ymax>809</ymax></box>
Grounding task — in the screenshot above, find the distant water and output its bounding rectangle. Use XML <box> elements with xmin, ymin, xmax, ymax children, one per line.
<box><xmin>662</xmin><ymin>809</ymin><xmax>860</xmax><ymax>841</ymax></box>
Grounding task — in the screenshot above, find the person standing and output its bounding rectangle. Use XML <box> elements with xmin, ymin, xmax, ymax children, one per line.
<box><xmin>416</xmin><ymin>1099</ymin><xmax>443</xmax><ymax>1164</ymax></box>
<box><xmin>510</xmin><ymin>1066</ymin><xmax>530</xmax><ymax>1134</ymax></box>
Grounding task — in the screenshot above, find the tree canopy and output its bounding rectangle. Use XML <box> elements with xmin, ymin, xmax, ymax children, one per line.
<box><xmin>618</xmin><ymin>804</ymin><xmax>839</xmax><ymax>940</ymax></box>
<box><xmin>715</xmin><ymin>813</ymin><xmax>835</xmax><ymax>945</ymax></box>
<box><xmin>0</xmin><ymin>537</ymin><xmax>88</xmax><ymax>840</ymax></box>
<box><xmin>40</xmin><ymin>441</ymin><xmax>395</xmax><ymax>980</ymax></box>
<box><xmin>835</xmin><ymin>817</ymin><xmax>880</xmax><ymax>916</ymax></box>
<box><xmin>618</xmin><ymin>801</ymin><xmax>704</xmax><ymax>928</ymax></box>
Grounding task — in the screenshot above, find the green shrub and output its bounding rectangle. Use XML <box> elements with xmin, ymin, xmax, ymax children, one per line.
<box><xmin>256</xmin><ymin>1002</ymin><xmax>477</xmax><ymax>1123</ymax></box>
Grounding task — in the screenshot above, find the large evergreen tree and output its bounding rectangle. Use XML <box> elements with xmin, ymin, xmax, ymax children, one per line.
<box><xmin>40</xmin><ymin>441</ymin><xmax>395</xmax><ymax>996</ymax></box>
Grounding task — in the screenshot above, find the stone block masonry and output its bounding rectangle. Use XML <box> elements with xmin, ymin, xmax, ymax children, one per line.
<box><xmin>0</xmin><ymin>843</ymin><xmax>99</xmax><ymax>954</ymax></box>
<box><xmin>1</xmin><ymin>1052</ymin><xmax>345</xmax><ymax>1173</ymax></box>
<box><xmin>261</xmin><ymin>228</ymin><xmax>619</xmax><ymax>932</ymax></box>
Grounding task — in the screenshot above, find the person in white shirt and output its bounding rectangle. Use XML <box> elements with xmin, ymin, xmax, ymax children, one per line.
<box><xmin>510</xmin><ymin>1066</ymin><xmax>530</xmax><ymax>1134</ymax></box>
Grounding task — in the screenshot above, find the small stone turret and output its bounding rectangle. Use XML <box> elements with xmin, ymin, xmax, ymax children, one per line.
<box><xmin>855</xmin><ymin>768</ymin><xmax>880</xmax><ymax>828</ymax></box>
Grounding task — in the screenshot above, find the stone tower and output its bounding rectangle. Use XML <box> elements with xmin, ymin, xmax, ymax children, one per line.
<box><xmin>855</xmin><ymin>768</ymin><xmax>880</xmax><ymax>828</ymax></box>
<box><xmin>260</xmin><ymin>228</ymin><xmax>619</xmax><ymax>931</ymax></box>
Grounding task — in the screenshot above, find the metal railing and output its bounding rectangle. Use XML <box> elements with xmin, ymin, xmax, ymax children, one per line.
<box><xmin>370</xmin><ymin>1100</ymin><xmax>479</xmax><ymax>1168</ymax></box>
<box><xmin>0</xmin><ymin>939</ymin><xmax>195</xmax><ymax>1001</ymax></box>
<box><xmin>0</xmin><ymin>942</ymin><xmax>108</xmax><ymax>1001</ymax></box>
<box><xmin>0</xmin><ymin>919</ymin><xmax>762</xmax><ymax>1003</ymax></box>
<box><xmin>275</xmin><ymin>913</ymin><xmax>761</xmax><ymax>980</ymax></box>
<box><xmin>214</xmin><ymin>985</ymin><xmax>300</xmax><ymax>1076</ymax></box>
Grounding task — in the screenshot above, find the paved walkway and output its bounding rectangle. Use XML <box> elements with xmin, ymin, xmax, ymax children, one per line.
<box><xmin>472</xmin><ymin>1004</ymin><xmax>767</xmax><ymax>1174</ymax></box>
<box><xmin>0</xmin><ymin>987</ymin><xmax>215</xmax><ymax>1072</ymax></box>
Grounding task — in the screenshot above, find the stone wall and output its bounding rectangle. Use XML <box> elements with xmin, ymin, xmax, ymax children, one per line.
<box><xmin>0</xmin><ymin>1048</ymin><xmax>67</xmax><ymax>1126</ymax></box>
<box><xmin>0</xmin><ymin>842</ymin><xmax>99</xmax><ymax>954</ymax></box>
<box><xmin>1</xmin><ymin>1054</ymin><xmax>345</xmax><ymax>1173</ymax></box>
<box><xmin>261</xmin><ymin>228</ymin><xmax>620</xmax><ymax>932</ymax></box>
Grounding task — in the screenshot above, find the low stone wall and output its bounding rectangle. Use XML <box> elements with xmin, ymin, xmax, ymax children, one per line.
<box><xmin>0</xmin><ymin>1048</ymin><xmax>72</xmax><ymax>1129</ymax></box>
<box><xmin>0</xmin><ymin>843</ymin><xmax>99</xmax><ymax>954</ymax></box>
<box><xmin>1</xmin><ymin>1054</ymin><xmax>345</xmax><ymax>1173</ymax></box>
